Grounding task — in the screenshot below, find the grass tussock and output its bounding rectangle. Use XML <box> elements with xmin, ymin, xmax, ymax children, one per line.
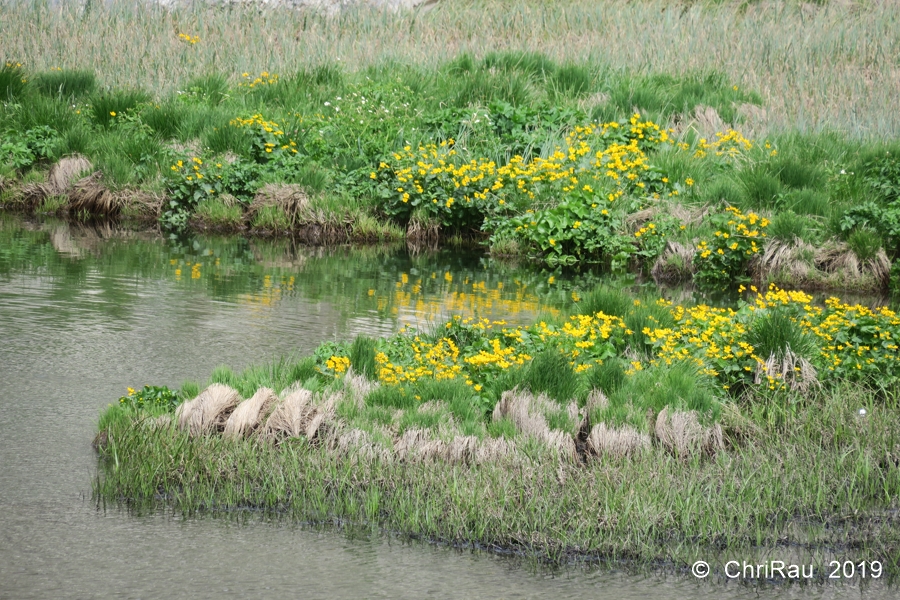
<box><xmin>175</xmin><ymin>383</ymin><xmax>241</xmax><ymax>436</ymax></box>
<box><xmin>223</xmin><ymin>387</ymin><xmax>279</xmax><ymax>439</ymax></box>
<box><xmin>67</xmin><ymin>171</ymin><xmax>119</xmax><ymax>218</ymax></box>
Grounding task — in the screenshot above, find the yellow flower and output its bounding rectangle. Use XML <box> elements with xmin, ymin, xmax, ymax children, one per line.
<box><xmin>109</xmin><ymin>111</ymin><xmax>116</xmax><ymax>117</ymax></box>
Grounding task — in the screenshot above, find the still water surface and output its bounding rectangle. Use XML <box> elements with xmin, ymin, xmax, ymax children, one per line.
<box><xmin>0</xmin><ymin>215</ymin><xmax>893</xmax><ymax>598</ymax></box>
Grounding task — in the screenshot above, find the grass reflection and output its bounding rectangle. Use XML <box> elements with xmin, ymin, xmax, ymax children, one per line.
<box><xmin>0</xmin><ymin>215</ymin><xmax>605</xmax><ymax>327</ymax></box>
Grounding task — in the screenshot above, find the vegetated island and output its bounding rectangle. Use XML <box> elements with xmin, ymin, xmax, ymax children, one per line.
<box><xmin>95</xmin><ymin>284</ymin><xmax>900</xmax><ymax>574</ymax></box>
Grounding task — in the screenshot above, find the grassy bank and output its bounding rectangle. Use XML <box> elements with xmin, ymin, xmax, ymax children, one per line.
<box><xmin>4</xmin><ymin>2</ymin><xmax>900</xmax><ymax>293</ymax></box>
<box><xmin>95</xmin><ymin>284</ymin><xmax>900</xmax><ymax>572</ymax></box>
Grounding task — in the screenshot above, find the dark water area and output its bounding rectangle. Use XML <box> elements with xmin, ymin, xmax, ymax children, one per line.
<box><xmin>0</xmin><ymin>214</ymin><xmax>895</xmax><ymax>598</ymax></box>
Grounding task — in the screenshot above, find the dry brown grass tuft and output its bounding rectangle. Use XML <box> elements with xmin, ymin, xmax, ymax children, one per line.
<box><xmin>175</xmin><ymin>384</ymin><xmax>242</xmax><ymax>436</ymax></box>
<box><xmin>814</xmin><ymin>241</ymin><xmax>891</xmax><ymax>289</ymax></box>
<box><xmin>260</xmin><ymin>388</ymin><xmax>338</xmax><ymax>442</ymax></box>
<box><xmin>328</xmin><ymin>427</ymin><xmax>394</xmax><ymax>462</ymax></box>
<box><xmin>262</xmin><ymin>388</ymin><xmax>314</xmax><ymax>440</ymax></box>
<box><xmin>223</xmin><ymin>387</ymin><xmax>279</xmax><ymax>438</ymax></box>
<box><xmin>248</xmin><ymin>183</ymin><xmax>309</xmax><ymax>229</ymax></box>
<box><xmin>687</xmin><ymin>105</ymin><xmax>729</xmax><ymax>140</ymax></box>
<box><xmin>651</xmin><ymin>241</ymin><xmax>696</xmax><ymax>284</ymax></box>
<box><xmin>754</xmin><ymin>238</ymin><xmax>815</xmax><ymax>283</ymax></box>
<box><xmin>586</xmin><ymin>423</ymin><xmax>651</xmax><ymax>459</ymax></box>
<box><xmin>492</xmin><ymin>389</ymin><xmax>577</xmax><ymax>459</ymax></box>
<box><xmin>754</xmin><ymin>349</ymin><xmax>819</xmax><ymax>394</ymax></box>
<box><xmin>654</xmin><ymin>406</ymin><xmax>723</xmax><ymax>457</ymax></box>
<box><xmin>17</xmin><ymin>156</ymin><xmax>94</xmax><ymax>210</ymax></box>
<box><xmin>394</xmin><ymin>428</ymin><xmax>443</xmax><ymax>461</ymax></box>
<box><xmin>446</xmin><ymin>435</ymin><xmax>479</xmax><ymax>464</ymax></box>
<box><xmin>48</xmin><ymin>156</ymin><xmax>93</xmax><ymax>196</ymax></box>
<box><xmin>406</xmin><ymin>215</ymin><xmax>441</xmax><ymax>244</ymax></box>
<box><xmin>116</xmin><ymin>189</ymin><xmax>163</xmax><ymax>220</ymax></box>
<box><xmin>343</xmin><ymin>368</ymin><xmax>379</xmax><ymax>407</ymax></box>
<box><xmin>669</xmin><ymin>204</ymin><xmax>709</xmax><ymax>227</ymax></box>
<box><xmin>718</xmin><ymin>401</ymin><xmax>763</xmax><ymax>444</ymax></box>
<box><xmin>474</xmin><ymin>436</ymin><xmax>516</xmax><ymax>463</ymax></box>
<box><xmin>68</xmin><ymin>171</ymin><xmax>120</xmax><ymax>217</ymax></box>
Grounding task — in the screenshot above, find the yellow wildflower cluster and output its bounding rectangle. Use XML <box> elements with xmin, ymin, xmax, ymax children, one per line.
<box><xmin>369</xmin><ymin>313</ymin><xmax>627</xmax><ymax>390</ymax></box>
<box><xmin>339</xmin><ymin>285</ymin><xmax>900</xmax><ymax>396</ymax></box>
<box><xmin>804</xmin><ymin>298</ymin><xmax>900</xmax><ymax>376</ymax></box>
<box><xmin>375</xmin><ymin>114</ymin><xmax>674</xmax><ymax>225</ymax></box>
<box><xmin>386</xmin><ymin>139</ymin><xmax>497</xmax><ymax>208</ymax></box>
<box><xmin>375</xmin><ymin>337</ymin><xmax>463</xmax><ymax>385</ymax></box>
<box><xmin>325</xmin><ymin>355</ymin><xmax>350</xmax><ymax>375</ymax></box>
<box><xmin>239</xmin><ymin>71</ymin><xmax>279</xmax><ymax>88</ymax></box>
<box><xmin>691</xmin><ymin>129</ymin><xmax>753</xmax><ymax>159</ymax></box>
<box><xmin>697</xmin><ymin>206</ymin><xmax>769</xmax><ymax>258</ymax></box>
<box><xmin>695</xmin><ymin>206</ymin><xmax>770</xmax><ymax>287</ymax></box>
<box><xmin>177</xmin><ymin>33</ymin><xmax>200</xmax><ymax>45</ymax></box>
<box><xmin>643</xmin><ymin>302</ymin><xmax>755</xmax><ymax>381</ymax></box>
<box><xmin>515</xmin><ymin>116</ymin><xmax>671</xmax><ymax>198</ymax></box>
<box><xmin>230</xmin><ymin>114</ymin><xmax>284</xmax><ymax>135</ymax></box>
<box><xmin>229</xmin><ymin>114</ymin><xmax>298</xmax><ymax>155</ymax></box>
<box><xmin>169</xmin><ymin>156</ymin><xmax>220</xmax><ymax>185</ymax></box>
<box><xmin>643</xmin><ymin>287</ymin><xmax>900</xmax><ymax>389</ymax></box>
<box><xmin>634</xmin><ymin>222</ymin><xmax>659</xmax><ymax>239</ymax></box>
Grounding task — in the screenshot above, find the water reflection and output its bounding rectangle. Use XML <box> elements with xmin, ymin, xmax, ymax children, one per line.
<box><xmin>0</xmin><ymin>215</ymin><xmax>612</xmax><ymax>333</ymax></box>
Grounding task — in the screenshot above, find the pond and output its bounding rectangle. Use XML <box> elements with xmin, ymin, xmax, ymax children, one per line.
<box><xmin>0</xmin><ymin>213</ymin><xmax>894</xmax><ymax>598</ymax></box>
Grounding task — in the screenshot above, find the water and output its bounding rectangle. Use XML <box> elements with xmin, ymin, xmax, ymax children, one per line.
<box><xmin>0</xmin><ymin>214</ymin><xmax>893</xmax><ymax>598</ymax></box>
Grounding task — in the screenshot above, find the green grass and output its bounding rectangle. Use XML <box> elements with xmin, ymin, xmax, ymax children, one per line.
<box><xmin>768</xmin><ymin>210</ymin><xmax>809</xmax><ymax>243</ymax></box>
<box><xmin>594</xmin><ymin>362</ymin><xmax>721</xmax><ymax>430</ymax></box>
<box><xmin>94</xmin><ymin>383</ymin><xmax>900</xmax><ymax>574</ymax></box>
<box><xmin>32</xmin><ymin>69</ymin><xmax>96</xmax><ymax>100</ymax></box>
<box><xmin>207</xmin><ymin>356</ymin><xmax>323</xmax><ymax>398</ymax></box>
<box><xmin>847</xmin><ymin>227</ymin><xmax>883</xmax><ymax>261</ymax></box>
<box><xmin>0</xmin><ymin>63</ymin><xmax>28</xmax><ymax>101</ymax></box>
<box><xmin>38</xmin><ymin>194</ymin><xmax>67</xmax><ymax>213</ymax></box>
<box><xmin>520</xmin><ymin>348</ymin><xmax>581</xmax><ymax>404</ymax></box>
<box><xmin>349</xmin><ymin>335</ymin><xmax>377</xmax><ymax>379</ymax></box>
<box><xmin>193</xmin><ymin>196</ymin><xmax>244</xmax><ymax>228</ymax></box>
<box><xmin>88</xmin><ymin>89</ymin><xmax>152</xmax><ymax>129</ymax></box>
<box><xmin>602</xmin><ymin>71</ymin><xmax>760</xmax><ymax>124</ymax></box>
<box><xmin>251</xmin><ymin>205</ymin><xmax>291</xmax><ymax>232</ymax></box>
<box><xmin>746</xmin><ymin>309</ymin><xmax>818</xmax><ymax>361</ymax></box>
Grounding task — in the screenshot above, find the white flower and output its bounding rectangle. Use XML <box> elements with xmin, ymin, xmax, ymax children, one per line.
<box><xmin>324</xmin><ymin>101</ymin><xmax>331</xmax><ymax>106</ymax></box>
